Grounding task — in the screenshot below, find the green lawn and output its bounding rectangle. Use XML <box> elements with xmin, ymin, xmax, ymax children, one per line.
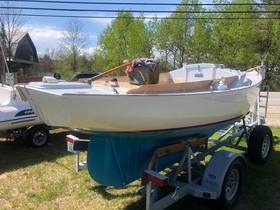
<box><xmin>0</xmin><ymin>127</ymin><xmax>279</xmax><ymax>210</ymax></box>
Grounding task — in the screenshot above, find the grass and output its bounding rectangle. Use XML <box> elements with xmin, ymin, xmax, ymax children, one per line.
<box><xmin>0</xmin><ymin>127</ymin><xmax>280</xmax><ymax>210</ymax></box>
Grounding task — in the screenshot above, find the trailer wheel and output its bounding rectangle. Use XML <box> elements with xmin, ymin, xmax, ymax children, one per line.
<box><xmin>218</xmin><ymin>158</ymin><xmax>245</xmax><ymax>209</ymax></box>
<box><xmin>248</xmin><ymin>125</ymin><xmax>273</xmax><ymax>165</ymax></box>
<box><xmin>28</xmin><ymin>126</ymin><xmax>50</xmax><ymax>148</ymax></box>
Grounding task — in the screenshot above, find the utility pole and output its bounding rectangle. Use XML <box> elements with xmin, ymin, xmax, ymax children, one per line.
<box><xmin>1</xmin><ymin>41</ymin><xmax>11</xmax><ymax>85</ymax></box>
<box><xmin>0</xmin><ymin>42</ymin><xmax>5</xmax><ymax>85</ymax></box>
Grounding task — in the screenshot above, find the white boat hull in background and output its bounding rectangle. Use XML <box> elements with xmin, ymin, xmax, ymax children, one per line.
<box><xmin>0</xmin><ymin>85</ymin><xmax>42</xmax><ymax>132</ymax></box>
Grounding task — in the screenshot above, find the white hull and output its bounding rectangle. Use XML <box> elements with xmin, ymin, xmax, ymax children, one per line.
<box><xmin>16</xmin><ymin>63</ymin><xmax>262</xmax><ymax>136</ymax></box>
<box><xmin>18</xmin><ymin>86</ymin><xmax>258</xmax><ymax>133</ymax></box>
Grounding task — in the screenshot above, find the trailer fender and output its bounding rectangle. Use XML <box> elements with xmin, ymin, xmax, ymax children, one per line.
<box><xmin>201</xmin><ymin>150</ymin><xmax>247</xmax><ymax>198</ymax></box>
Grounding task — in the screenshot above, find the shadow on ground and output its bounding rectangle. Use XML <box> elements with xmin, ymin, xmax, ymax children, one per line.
<box><xmin>124</xmin><ymin>194</ymin><xmax>219</xmax><ymax>210</ymax></box>
<box><xmin>0</xmin><ymin>129</ymin><xmax>81</xmax><ymax>174</ymax></box>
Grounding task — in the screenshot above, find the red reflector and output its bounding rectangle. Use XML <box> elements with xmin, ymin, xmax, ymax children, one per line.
<box><xmin>145</xmin><ymin>169</ymin><xmax>169</xmax><ymax>187</ymax></box>
<box><xmin>65</xmin><ymin>134</ymin><xmax>79</xmax><ymax>143</ymax></box>
<box><xmin>65</xmin><ymin>137</ymin><xmax>73</xmax><ymax>143</ymax></box>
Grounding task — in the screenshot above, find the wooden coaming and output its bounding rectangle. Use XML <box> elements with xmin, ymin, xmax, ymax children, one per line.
<box><xmin>92</xmin><ymin>73</ymin><xmax>238</xmax><ymax>94</ymax></box>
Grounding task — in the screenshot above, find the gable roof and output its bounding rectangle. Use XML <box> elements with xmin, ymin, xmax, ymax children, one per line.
<box><xmin>12</xmin><ymin>33</ymin><xmax>39</xmax><ymax>64</ymax></box>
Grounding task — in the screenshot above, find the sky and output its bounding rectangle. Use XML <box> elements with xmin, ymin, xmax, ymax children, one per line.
<box><xmin>5</xmin><ymin>0</ymin><xmax>262</xmax><ymax>56</ymax></box>
<box><xmin>9</xmin><ymin>0</ymin><xmax>192</xmax><ymax>56</ymax></box>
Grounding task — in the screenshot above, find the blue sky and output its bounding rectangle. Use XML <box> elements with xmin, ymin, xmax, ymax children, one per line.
<box><xmin>16</xmin><ymin>0</ymin><xmax>192</xmax><ymax>55</ymax></box>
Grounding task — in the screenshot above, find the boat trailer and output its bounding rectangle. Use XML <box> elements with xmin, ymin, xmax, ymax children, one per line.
<box><xmin>65</xmin><ymin>88</ymin><xmax>273</xmax><ymax>209</ymax></box>
<box><xmin>0</xmin><ymin>124</ymin><xmax>50</xmax><ymax>148</ymax></box>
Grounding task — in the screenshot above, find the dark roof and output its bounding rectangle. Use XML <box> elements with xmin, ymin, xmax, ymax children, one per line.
<box><xmin>12</xmin><ymin>33</ymin><xmax>39</xmax><ymax>64</ymax></box>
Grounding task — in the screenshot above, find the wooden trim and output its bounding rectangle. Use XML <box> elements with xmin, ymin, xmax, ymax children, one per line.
<box><xmin>126</xmin><ymin>75</ymin><xmax>237</xmax><ymax>94</ymax></box>
<box><xmin>246</xmin><ymin>67</ymin><xmax>259</xmax><ymax>72</ymax></box>
<box><xmin>93</xmin><ymin>74</ymin><xmax>238</xmax><ymax>95</ymax></box>
<box><xmin>126</xmin><ymin>80</ymin><xmax>212</xmax><ymax>94</ymax></box>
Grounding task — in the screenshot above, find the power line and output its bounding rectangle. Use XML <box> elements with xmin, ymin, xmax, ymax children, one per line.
<box><xmin>3</xmin><ymin>13</ymin><xmax>278</xmax><ymax>20</ymax></box>
<box><xmin>1</xmin><ymin>6</ymin><xmax>279</xmax><ymax>14</ymax></box>
<box><xmin>1</xmin><ymin>0</ymin><xmax>280</xmax><ymax>6</ymax></box>
<box><xmin>1</xmin><ymin>1</ymin><xmax>278</xmax><ymax>20</ymax></box>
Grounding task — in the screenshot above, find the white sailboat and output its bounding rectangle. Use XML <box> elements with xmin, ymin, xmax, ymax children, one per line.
<box><xmin>16</xmin><ymin>61</ymin><xmax>264</xmax><ymax>185</ymax></box>
<box><xmin>16</xmin><ymin>62</ymin><xmax>262</xmax><ymax>138</ymax></box>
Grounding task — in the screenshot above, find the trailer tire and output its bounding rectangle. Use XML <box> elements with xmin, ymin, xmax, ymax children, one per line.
<box><xmin>28</xmin><ymin>126</ymin><xmax>49</xmax><ymax>148</ymax></box>
<box><xmin>248</xmin><ymin>125</ymin><xmax>273</xmax><ymax>165</ymax></box>
<box><xmin>217</xmin><ymin>158</ymin><xmax>245</xmax><ymax>210</ymax></box>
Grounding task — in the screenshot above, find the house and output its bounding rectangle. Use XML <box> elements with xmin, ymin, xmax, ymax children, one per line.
<box><xmin>2</xmin><ymin>33</ymin><xmax>41</xmax><ymax>83</ymax></box>
<box><xmin>13</xmin><ymin>33</ymin><xmax>39</xmax><ymax>64</ymax></box>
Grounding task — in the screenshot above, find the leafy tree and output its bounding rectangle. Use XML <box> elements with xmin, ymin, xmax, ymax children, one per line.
<box><xmin>154</xmin><ymin>0</ymin><xmax>204</xmax><ymax>68</ymax></box>
<box><xmin>168</xmin><ymin>0</ymin><xmax>196</xmax><ymax>68</ymax></box>
<box><xmin>98</xmin><ymin>11</ymin><xmax>153</xmax><ymax>74</ymax></box>
<box><xmin>54</xmin><ymin>52</ymin><xmax>73</xmax><ymax>80</ymax></box>
<box><xmin>89</xmin><ymin>47</ymin><xmax>109</xmax><ymax>73</ymax></box>
<box><xmin>189</xmin><ymin>18</ymin><xmax>211</xmax><ymax>63</ymax></box>
<box><xmin>259</xmin><ymin>0</ymin><xmax>280</xmax><ymax>90</ymax></box>
<box><xmin>269</xmin><ymin>21</ymin><xmax>280</xmax><ymax>67</ymax></box>
<box><xmin>258</xmin><ymin>0</ymin><xmax>280</xmax><ymax>67</ymax></box>
<box><xmin>126</xmin><ymin>14</ymin><xmax>152</xmax><ymax>58</ymax></box>
<box><xmin>54</xmin><ymin>52</ymin><xmax>98</xmax><ymax>81</ymax></box>
<box><xmin>210</xmin><ymin>0</ymin><xmax>260</xmax><ymax>69</ymax></box>
<box><xmin>154</xmin><ymin>19</ymin><xmax>174</xmax><ymax>70</ymax></box>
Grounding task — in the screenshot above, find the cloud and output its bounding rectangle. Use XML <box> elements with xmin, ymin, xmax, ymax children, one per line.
<box><xmin>25</xmin><ymin>23</ymin><xmax>100</xmax><ymax>56</ymax></box>
<box><xmin>88</xmin><ymin>17</ymin><xmax>112</xmax><ymax>27</ymax></box>
<box><xmin>25</xmin><ymin>24</ymin><xmax>63</xmax><ymax>55</ymax></box>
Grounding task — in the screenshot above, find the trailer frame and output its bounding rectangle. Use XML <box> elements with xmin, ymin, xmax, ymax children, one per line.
<box><xmin>65</xmin><ymin>88</ymin><xmax>273</xmax><ymax>209</ymax></box>
<box><xmin>0</xmin><ymin>124</ymin><xmax>50</xmax><ymax>147</ymax></box>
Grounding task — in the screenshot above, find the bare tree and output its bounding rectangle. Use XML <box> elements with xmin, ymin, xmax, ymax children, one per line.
<box><xmin>0</xmin><ymin>1</ymin><xmax>25</xmax><ymax>62</ymax></box>
<box><xmin>59</xmin><ymin>19</ymin><xmax>89</xmax><ymax>72</ymax></box>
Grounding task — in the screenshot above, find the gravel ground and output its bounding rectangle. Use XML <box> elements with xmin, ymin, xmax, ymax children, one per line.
<box><xmin>260</xmin><ymin>92</ymin><xmax>280</xmax><ymax>126</ymax></box>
